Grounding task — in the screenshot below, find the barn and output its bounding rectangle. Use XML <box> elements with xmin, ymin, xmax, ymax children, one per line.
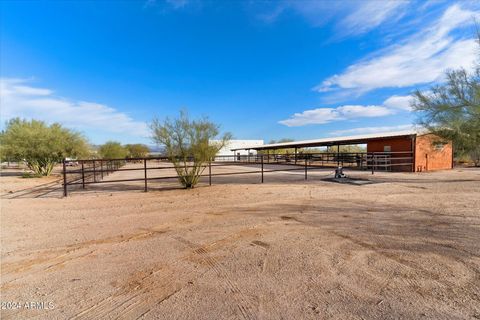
<box><xmin>231</xmin><ymin>130</ymin><xmax>453</xmax><ymax>172</ymax></box>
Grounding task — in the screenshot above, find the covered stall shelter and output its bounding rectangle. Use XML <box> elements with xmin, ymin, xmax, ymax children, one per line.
<box><xmin>231</xmin><ymin>130</ymin><xmax>453</xmax><ymax>172</ymax></box>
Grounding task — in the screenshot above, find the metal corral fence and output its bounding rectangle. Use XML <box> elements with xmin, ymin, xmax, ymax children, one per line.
<box><xmin>62</xmin><ymin>151</ymin><xmax>413</xmax><ymax>197</ymax></box>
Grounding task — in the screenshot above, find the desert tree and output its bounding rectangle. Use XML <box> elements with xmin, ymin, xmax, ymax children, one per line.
<box><xmin>98</xmin><ymin>141</ymin><xmax>128</xmax><ymax>159</ymax></box>
<box><xmin>0</xmin><ymin>118</ymin><xmax>89</xmax><ymax>176</ymax></box>
<box><xmin>151</xmin><ymin>111</ymin><xmax>231</xmax><ymax>188</ymax></box>
<box><xmin>412</xmin><ymin>53</ymin><xmax>480</xmax><ymax>166</ymax></box>
<box><xmin>125</xmin><ymin>144</ymin><xmax>150</xmax><ymax>159</ymax></box>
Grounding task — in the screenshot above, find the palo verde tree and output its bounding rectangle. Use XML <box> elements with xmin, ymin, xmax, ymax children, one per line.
<box><xmin>125</xmin><ymin>144</ymin><xmax>150</xmax><ymax>159</ymax></box>
<box><xmin>151</xmin><ymin>111</ymin><xmax>231</xmax><ymax>189</ymax></box>
<box><xmin>98</xmin><ymin>141</ymin><xmax>128</xmax><ymax>159</ymax></box>
<box><xmin>412</xmin><ymin>36</ymin><xmax>480</xmax><ymax>166</ymax></box>
<box><xmin>0</xmin><ymin>118</ymin><xmax>89</xmax><ymax>176</ymax></box>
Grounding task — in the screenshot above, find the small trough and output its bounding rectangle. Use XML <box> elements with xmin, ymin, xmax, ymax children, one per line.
<box><xmin>323</xmin><ymin>177</ymin><xmax>378</xmax><ymax>186</ymax></box>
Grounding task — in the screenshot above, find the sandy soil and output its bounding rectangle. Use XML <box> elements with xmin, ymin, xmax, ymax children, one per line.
<box><xmin>1</xmin><ymin>165</ymin><xmax>479</xmax><ymax>319</ymax></box>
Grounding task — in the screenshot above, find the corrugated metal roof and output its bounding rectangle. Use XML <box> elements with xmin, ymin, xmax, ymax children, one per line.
<box><xmin>231</xmin><ymin>130</ymin><xmax>419</xmax><ymax>151</ymax></box>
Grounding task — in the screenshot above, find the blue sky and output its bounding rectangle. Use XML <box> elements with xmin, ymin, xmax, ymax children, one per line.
<box><xmin>1</xmin><ymin>0</ymin><xmax>479</xmax><ymax>145</ymax></box>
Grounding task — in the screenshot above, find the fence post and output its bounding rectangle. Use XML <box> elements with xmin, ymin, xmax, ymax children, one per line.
<box><xmin>63</xmin><ymin>159</ymin><xmax>67</xmax><ymax>197</ymax></box>
<box><xmin>93</xmin><ymin>160</ymin><xmax>96</xmax><ymax>182</ymax></box>
<box><xmin>305</xmin><ymin>157</ymin><xmax>308</xmax><ymax>180</ymax></box>
<box><xmin>81</xmin><ymin>161</ymin><xmax>85</xmax><ymax>189</ymax></box>
<box><xmin>209</xmin><ymin>160</ymin><xmax>212</xmax><ymax>186</ymax></box>
<box><xmin>261</xmin><ymin>154</ymin><xmax>264</xmax><ymax>183</ymax></box>
<box><xmin>372</xmin><ymin>153</ymin><xmax>376</xmax><ymax>175</ymax></box>
<box><xmin>101</xmin><ymin>160</ymin><xmax>103</xmax><ymax>179</ymax></box>
<box><xmin>144</xmin><ymin>158</ymin><xmax>148</xmax><ymax>192</ymax></box>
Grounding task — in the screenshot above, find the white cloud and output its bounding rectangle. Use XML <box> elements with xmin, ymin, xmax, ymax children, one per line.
<box><xmin>383</xmin><ymin>94</ymin><xmax>414</xmax><ymax>111</ymax></box>
<box><xmin>279</xmin><ymin>93</ymin><xmax>415</xmax><ymax>127</ymax></box>
<box><xmin>0</xmin><ymin>78</ymin><xmax>149</xmax><ymax>138</ymax></box>
<box><xmin>329</xmin><ymin>124</ymin><xmax>415</xmax><ymax>136</ymax></box>
<box><xmin>316</xmin><ymin>4</ymin><xmax>479</xmax><ymax>95</ymax></box>
<box><xmin>279</xmin><ymin>104</ymin><xmax>393</xmax><ymax>127</ymax></box>
<box><xmin>339</xmin><ymin>1</ymin><xmax>409</xmax><ymax>36</ymax></box>
<box><xmin>256</xmin><ymin>0</ymin><xmax>409</xmax><ymax>36</ymax></box>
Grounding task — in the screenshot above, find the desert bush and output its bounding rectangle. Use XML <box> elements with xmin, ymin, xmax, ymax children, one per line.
<box><xmin>151</xmin><ymin>111</ymin><xmax>231</xmax><ymax>188</ymax></box>
<box><xmin>0</xmin><ymin>118</ymin><xmax>89</xmax><ymax>176</ymax></box>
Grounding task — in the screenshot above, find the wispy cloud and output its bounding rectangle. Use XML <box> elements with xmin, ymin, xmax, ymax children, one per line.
<box><xmin>279</xmin><ymin>93</ymin><xmax>414</xmax><ymax>127</ymax></box>
<box><xmin>144</xmin><ymin>0</ymin><xmax>190</xmax><ymax>10</ymax></box>
<box><xmin>279</xmin><ymin>105</ymin><xmax>393</xmax><ymax>127</ymax></box>
<box><xmin>329</xmin><ymin>124</ymin><xmax>415</xmax><ymax>136</ymax></box>
<box><xmin>0</xmin><ymin>78</ymin><xmax>149</xmax><ymax>139</ymax></box>
<box><xmin>338</xmin><ymin>1</ymin><xmax>409</xmax><ymax>37</ymax></box>
<box><xmin>255</xmin><ymin>0</ymin><xmax>409</xmax><ymax>37</ymax></box>
<box><xmin>316</xmin><ymin>4</ymin><xmax>479</xmax><ymax>96</ymax></box>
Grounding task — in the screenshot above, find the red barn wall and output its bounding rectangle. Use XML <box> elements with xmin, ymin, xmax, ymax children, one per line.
<box><xmin>414</xmin><ymin>134</ymin><xmax>453</xmax><ymax>172</ymax></box>
<box><xmin>367</xmin><ymin>137</ymin><xmax>414</xmax><ymax>172</ymax></box>
<box><xmin>366</xmin><ymin>137</ymin><xmax>413</xmax><ymax>153</ymax></box>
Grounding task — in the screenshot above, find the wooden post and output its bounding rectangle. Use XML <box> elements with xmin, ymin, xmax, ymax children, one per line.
<box><xmin>81</xmin><ymin>161</ymin><xmax>85</xmax><ymax>189</ymax></box>
<box><xmin>144</xmin><ymin>158</ymin><xmax>148</xmax><ymax>192</ymax></box>
<box><xmin>261</xmin><ymin>154</ymin><xmax>264</xmax><ymax>183</ymax></box>
<box><xmin>209</xmin><ymin>160</ymin><xmax>212</xmax><ymax>186</ymax></box>
<box><xmin>62</xmin><ymin>159</ymin><xmax>67</xmax><ymax>197</ymax></box>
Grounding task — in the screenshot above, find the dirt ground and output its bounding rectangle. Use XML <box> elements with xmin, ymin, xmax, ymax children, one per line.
<box><xmin>1</xmin><ymin>165</ymin><xmax>479</xmax><ymax>319</ymax></box>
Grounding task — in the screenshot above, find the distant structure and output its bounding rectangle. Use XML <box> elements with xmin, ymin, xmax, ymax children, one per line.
<box><xmin>231</xmin><ymin>131</ymin><xmax>453</xmax><ymax>172</ymax></box>
<box><xmin>212</xmin><ymin>140</ymin><xmax>264</xmax><ymax>157</ymax></box>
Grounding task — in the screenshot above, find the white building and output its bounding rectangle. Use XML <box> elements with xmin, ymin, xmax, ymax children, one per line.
<box><xmin>211</xmin><ymin>139</ymin><xmax>264</xmax><ymax>156</ymax></box>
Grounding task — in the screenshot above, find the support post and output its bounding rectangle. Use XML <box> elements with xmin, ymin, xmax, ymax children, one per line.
<box><xmin>261</xmin><ymin>154</ymin><xmax>264</xmax><ymax>183</ymax></box>
<box><xmin>144</xmin><ymin>158</ymin><xmax>148</xmax><ymax>192</ymax></box>
<box><xmin>305</xmin><ymin>157</ymin><xmax>308</xmax><ymax>180</ymax></box>
<box><xmin>81</xmin><ymin>161</ymin><xmax>85</xmax><ymax>189</ymax></box>
<box><xmin>337</xmin><ymin>145</ymin><xmax>340</xmax><ymax>166</ymax></box>
<box><xmin>63</xmin><ymin>159</ymin><xmax>67</xmax><ymax>197</ymax></box>
<box><xmin>209</xmin><ymin>159</ymin><xmax>212</xmax><ymax>186</ymax></box>
<box><xmin>93</xmin><ymin>160</ymin><xmax>96</xmax><ymax>182</ymax></box>
<box><xmin>372</xmin><ymin>153</ymin><xmax>376</xmax><ymax>175</ymax></box>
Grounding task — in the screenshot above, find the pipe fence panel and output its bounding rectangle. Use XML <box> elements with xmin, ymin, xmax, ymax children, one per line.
<box><xmin>62</xmin><ymin>151</ymin><xmax>414</xmax><ymax>196</ymax></box>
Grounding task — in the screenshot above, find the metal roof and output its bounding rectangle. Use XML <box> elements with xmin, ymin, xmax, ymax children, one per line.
<box><xmin>231</xmin><ymin>130</ymin><xmax>418</xmax><ymax>151</ymax></box>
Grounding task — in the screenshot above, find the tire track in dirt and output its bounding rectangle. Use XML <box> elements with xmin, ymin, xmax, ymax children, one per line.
<box><xmin>1</xmin><ymin>229</ymin><xmax>168</xmax><ymax>288</ymax></box>
<box><xmin>171</xmin><ymin>234</ymin><xmax>258</xmax><ymax>320</ymax></box>
<box><xmin>328</xmin><ymin>230</ymin><xmax>480</xmax><ymax>302</ymax></box>
<box><xmin>70</xmin><ymin>226</ymin><xmax>262</xmax><ymax>320</ymax></box>
<box><xmin>70</xmin><ymin>257</ymin><xmax>197</xmax><ymax>320</ymax></box>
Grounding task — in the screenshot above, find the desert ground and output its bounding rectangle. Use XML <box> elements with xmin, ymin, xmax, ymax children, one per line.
<box><xmin>1</xmin><ymin>163</ymin><xmax>479</xmax><ymax>319</ymax></box>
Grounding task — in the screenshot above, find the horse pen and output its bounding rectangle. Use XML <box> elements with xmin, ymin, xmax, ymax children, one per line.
<box><xmin>60</xmin><ymin>151</ymin><xmax>414</xmax><ymax>197</ymax></box>
<box><xmin>1</xmin><ymin>155</ymin><xmax>479</xmax><ymax>319</ymax></box>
